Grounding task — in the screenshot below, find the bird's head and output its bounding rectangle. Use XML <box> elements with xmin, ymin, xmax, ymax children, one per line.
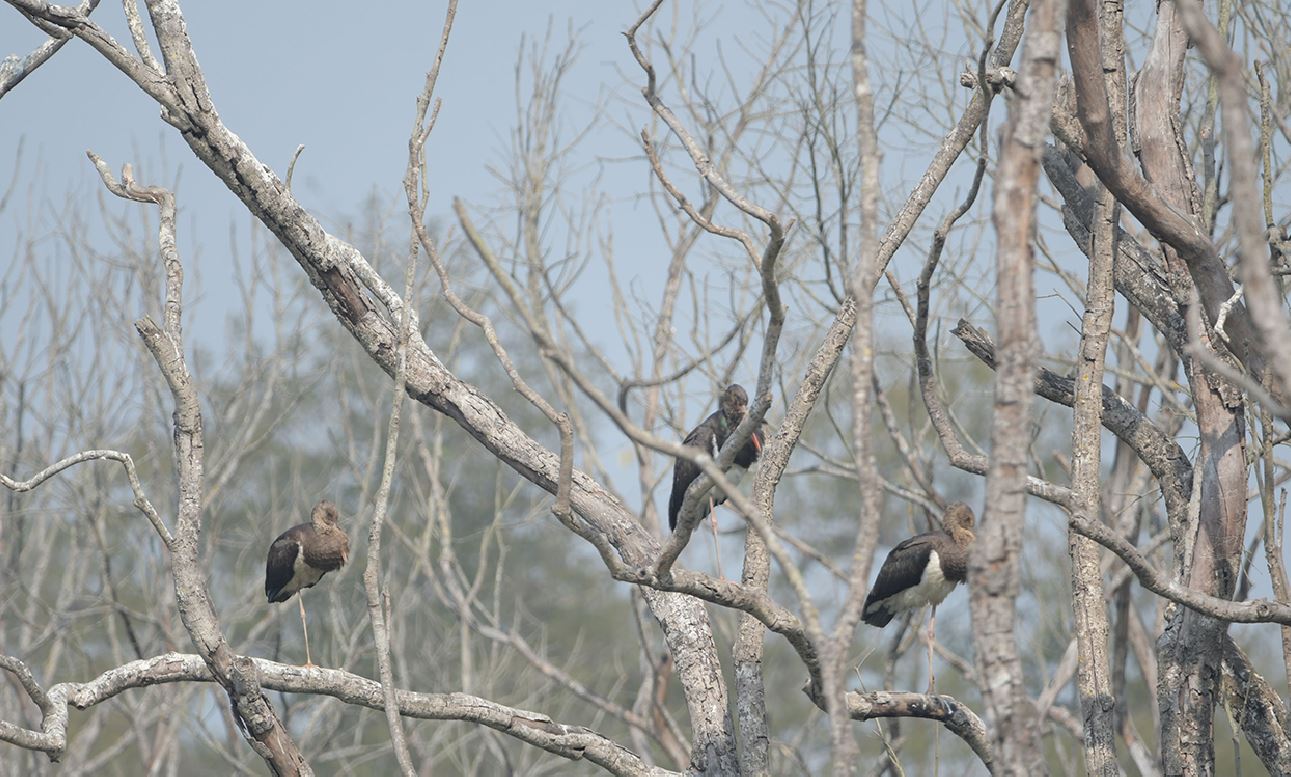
<box><xmin>311</xmin><ymin>500</ymin><xmax>341</xmax><ymax>533</ymax></box>
<box><xmin>719</xmin><ymin>384</ymin><xmax>749</xmax><ymax>426</ymax></box>
<box><xmin>943</xmin><ymin>502</ymin><xmax>975</xmax><ymax>545</ymax></box>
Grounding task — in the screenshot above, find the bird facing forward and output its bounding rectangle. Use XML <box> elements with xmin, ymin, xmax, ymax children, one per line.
<box><xmin>668</xmin><ymin>384</ymin><xmax>764</xmax><ymax>532</ymax></box>
<box><xmin>265</xmin><ymin>500</ymin><xmax>350</xmax><ymax>667</ymax></box>
<box><xmin>668</xmin><ymin>384</ymin><xmax>763</xmax><ymax>578</ymax></box>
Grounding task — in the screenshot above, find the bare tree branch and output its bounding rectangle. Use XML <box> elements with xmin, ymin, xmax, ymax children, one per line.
<box><xmin>88</xmin><ymin>155</ymin><xmax>310</xmax><ymax>774</ymax></box>
<box><xmin>952</xmin><ymin>320</ymin><xmax>1193</xmax><ymax>519</ymax></box>
<box><xmin>1065</xmin><ymin>5</ymin><xmax>1122</xmax><ymax>760</ymax></box>
<box><xmin>0</xmin><ymin>0</ymin><xmax>100</xmax><ymax>99</ymax></box>
<box><xmin>0</xmin><ymin>652</ymin><xmax>675</xmax><ymax>777</ymax></box>
<box><xmin>1065</xmin><ymin>0</ymin><xmax>1265</xmax><ymax>386</ymax></box>
<box><xmin>1220</xmin><ymin>636</ymin><xmax>1291</xmax><ymax>775</ymax></box>
<box><xmin>0</xmin><ymin>447</ymin><xmax>173</xmax><ymax>547</ymax></box>
<box><xmin>1177</xmin><ymin>0</ymin><xmax>1291</xmax><ymax>406</ymax></box>
<box><xmin>800</xmin><ymin>685</ymin><xmax>996</xmax><ymax>774</ymax></box>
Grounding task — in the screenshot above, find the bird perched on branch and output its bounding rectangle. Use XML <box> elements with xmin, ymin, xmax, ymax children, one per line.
<box><xmin>668</xmin><ymin>384</ymin><xmax>763</xmax><ymax>575</ymax></box>
<box><xmin>862</xmin><ymin>502</ymin><xmax>975</xmax><ymax>628</ymax></box>
<box><xmin>863</xmin><ymin>502</ymin><xmax>975</xmax><ymax>691</ymax></box>
<box><xmin>265</xmin><ymin>500</ymin><xmax>350</xmax><ymax>668</ymax></box>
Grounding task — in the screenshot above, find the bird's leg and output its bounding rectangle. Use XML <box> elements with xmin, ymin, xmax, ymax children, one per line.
<box><xmin>709</xmin><ymin>496</ymin><xmax>724</xmax><ymax>579</ymax></box>
<box><xmin>926</xmin><ymin>604</ymin><xmax>937</xmax><ymax>694</ymax></box>
<box><xmin>299</xmin><ymin>591</ymin><xmax>316</xmax><ymax>669</ymax></box>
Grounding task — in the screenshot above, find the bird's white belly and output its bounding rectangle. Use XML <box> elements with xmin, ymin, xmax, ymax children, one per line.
<box><xmin>887</xmin><ymin>550</ymin><xmax>959</xmax><ymax>612</ymax></box>
<box><xmin>719</xmin><ymin>464</ymin><xmax>748</xmax><ymax>497</ymax></box>
<box><xmin>287</xmin><ymin>542</ymin><xmax>326</xmax><ymax>592</ymax></box>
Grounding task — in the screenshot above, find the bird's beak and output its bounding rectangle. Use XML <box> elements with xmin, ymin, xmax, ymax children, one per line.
<box><xmin>752</xmin><ymin>432</ymin><xmax>762</xmax><ymax>453</ymax></box>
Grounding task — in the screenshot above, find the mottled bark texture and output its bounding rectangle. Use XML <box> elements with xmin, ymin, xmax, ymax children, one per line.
<box><xmin>1067</xmin><ymin>1</ymin><xmax>1248</xmax><ymax>774</ymax></box>
<box><xmin>1137</xmin><ymin>6</ymin><xmax>1245</xmax><ymax>776</ymax></box>
<box><xmin>970</xmin><ymin>0</ymin><xmax>1064</xmax><ymax>772</ymax></box>
<box><xmin>1064</xmin><ymin>23</ymin><xmax>1118</xmax><ymax>777</ymax></box>
<box><xmin>1066</xmin><ymin>0</ymin><xmax>1121</xmax><ymax>770</ymax></box>
<box><xmin>1219</xmin><ymin>637</ymin><xmax>1291</xmax><ymax>774</ymax></box>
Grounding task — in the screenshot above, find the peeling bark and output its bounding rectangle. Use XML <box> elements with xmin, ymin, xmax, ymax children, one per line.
<box><xmin>1068</xmin><ymin>1</ymin><xmax>1249</xmax><ymax>773</ymax></box>
<box><xmin>969</xmin><ymin>0</ymin><xmax>1065</xmax><ymax>772</ymax></box>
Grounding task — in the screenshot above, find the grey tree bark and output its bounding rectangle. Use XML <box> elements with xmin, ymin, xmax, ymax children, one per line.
<box><xmin>970</xmin><ymin>0</ymin><xmax>1064</xmax><ymax>772</ymax></box>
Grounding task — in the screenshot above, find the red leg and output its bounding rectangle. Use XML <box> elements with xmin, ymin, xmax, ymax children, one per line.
<box><xmin>709</xmin><ymin>497</ymin><xmax>724</xmax><ymax>579</ymax></box>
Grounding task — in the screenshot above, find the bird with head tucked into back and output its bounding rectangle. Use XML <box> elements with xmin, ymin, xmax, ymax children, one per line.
<box><xmin>265</xmin><ymin>500</ymin><xmax>350</xmax><ymax>668</ymax></box>
<box><xmin>862</xmin><ymin>502</ymin><xmax>975</xmax><ymax>628</ymax></box>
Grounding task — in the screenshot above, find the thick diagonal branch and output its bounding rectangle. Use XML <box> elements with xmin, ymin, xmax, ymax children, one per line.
<box><xmin>2</xmin><ymin>4</ymin><xmax>738</xmax><ymax>771</ymax></box>
<box><xmin>951</xmin><ymin>320</ymin><xmax>1191</xmax><ymax>519</ymax></box>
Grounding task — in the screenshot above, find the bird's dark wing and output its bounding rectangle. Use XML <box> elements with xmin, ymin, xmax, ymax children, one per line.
<box><xmin>668</xmin><ymin>418</ymin><xmax>720</xmax><ymax>530</ymax></box>
<box><xmin>265</xmin><ymin>530</ymin><xmax>302</xmax><ymax>603</ymax></box>
<box><xmin>862</xmin><ymin>533</ymin><xmax>937</xmax><ymax>624</ymax></box>
<box><xmin>683</xmin><ymin>413</ymin><xmax>722</xmax><ymax>455</ymax></box>
<box><xmin>668</xmin><ymin>459</ymin><xmax>701</xmax><ymax>531</ymax></box>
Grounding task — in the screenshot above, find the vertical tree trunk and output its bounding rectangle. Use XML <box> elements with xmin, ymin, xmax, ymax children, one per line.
<box><xmin>1129</xmin><ymin>5</ymin><xmax>1248</xmax><ymax>775</ymax></box>
<box><xmin>971</xmin><ymin>0</ymin><xmax>1064</xmax><ymax>772</ymax></box>
<box><xmin>1067</xmin><ymin>152</ymin><xmax>1119</xmax><ymax>777</ymax></box>
<box><xmin>1066</xmin><ymin>1</ymin><xmax>1124</xmax><ymax>772</ymax></box>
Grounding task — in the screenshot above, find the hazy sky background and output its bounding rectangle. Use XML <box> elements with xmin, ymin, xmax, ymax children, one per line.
<box><xmin>4</xmin><ymin>0</ymin><xmax>1288</xmax><ymax>674</ymax></box>
<box><xmin>2</xmin><ymin>1</ymin><xmax>982</xmax><ymax>360</ymax></box>
<box><xmin>3</xmin><ymin>3</ymin><xmax>660</xmax><ymax>342</ymax></box>
<box><xmin>0</xmin><ymin>0</ymin><xmax>1075</xmax><ymax>541</ymax></box>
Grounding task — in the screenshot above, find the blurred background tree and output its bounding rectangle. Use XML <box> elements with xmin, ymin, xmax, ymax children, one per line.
<box><xmin>3</xmin><ymin>0</ymin><xmax>1291</xmax><ymax>774</ymax></box>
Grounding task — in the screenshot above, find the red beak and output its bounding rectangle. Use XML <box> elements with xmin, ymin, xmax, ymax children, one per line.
<box><xmin>752</xmin><ymin>432</ymin><xmax>762</xmax><ymax>453</ymax></box>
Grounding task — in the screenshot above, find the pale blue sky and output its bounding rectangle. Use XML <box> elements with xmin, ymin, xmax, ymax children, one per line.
<box><xmin>6</xmin><ymin>0</ymin><xmax>1290</xmax><ymax>672</ymax></box>
<box><xmin>0</xmin><ymin>0</ymin><xmax>1040</xmax><ymax>537</ymax></box>
<box><xmin>2</xmin><ymin>3</ymin><xmax>655</xmax><ymax>338</ymax></box>
<box><xmin>1</xmin><ymin>1</ymin><xmax>989</xmax><ymax>356</ymax></box>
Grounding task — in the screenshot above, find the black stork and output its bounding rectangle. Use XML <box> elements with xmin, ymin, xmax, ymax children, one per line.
<box><xmin>862</xmin><ymin>502</ymin><xmax>975</xmax><ymax>690</ymax></box>
<box><xmin>265</xmin><ymin>500</ymin><xmax>350</xmax><ymax>667</ymax></box>
<box><xmin>668</xmin><ymin>384</ymin><xmax>763</xmax><ymax>575</ymax></box>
